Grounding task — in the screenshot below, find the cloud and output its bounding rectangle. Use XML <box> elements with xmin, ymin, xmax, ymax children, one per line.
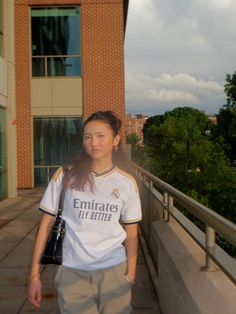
<box><xmin>124</xmin><ymin>0</ymin><xmax>235</xmax><ymax>115</ymax></box>
<box><xmin>125</xmin><ymin>72</ymin><xmax>224</xmax><ymax>115</ymax></box>
<box><xmin>147</xmin><ymin>89</ymin><xmax>197</xmax><ymax>103</ymax></box>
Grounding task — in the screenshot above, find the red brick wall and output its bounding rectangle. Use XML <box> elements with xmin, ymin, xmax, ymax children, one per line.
<box><xmin>124</xmin><ymin>114</ymin><xmax>148</xmax><ymax>144</ymax></box>
<box><xmin>81</xmin><ymin>0</ymin><xmax>126</xmax><ymax>132</ymax></box>
<box><xmin>15</xmin><ymin>0</ymin><xmax>126</xmax><ymax>188</ymax></box>
<box><xmin>15</xmin><ymin>1</ymin><xmax>32</xmax><ymax>188</ymax></box>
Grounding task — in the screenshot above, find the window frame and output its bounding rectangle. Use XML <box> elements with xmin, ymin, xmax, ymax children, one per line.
<box><xmin>30</xmin><ymin>6</ymin><xmax>81</xmax><ymax>78</ymax></box>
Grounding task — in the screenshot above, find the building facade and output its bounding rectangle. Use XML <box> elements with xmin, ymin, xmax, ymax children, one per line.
<box><xmin>124</xmin><ymin>113</ymin><xmax>148</xmax><ymax>144</ymax></box>
<box><xmin>13</xmin><ymin>0</ymin><xmax>128</xmax><ymax>190</ymax></box>
<box><xmin>0</xmin><ymin>0</ymin><xmax>17</xmax><ymax>199</ymax></box>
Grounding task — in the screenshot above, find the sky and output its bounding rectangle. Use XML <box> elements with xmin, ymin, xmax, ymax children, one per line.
<box><xmin>124</xmin><ymin>0</ymin><xmax>236</xmax><ymax>116</ymax></box>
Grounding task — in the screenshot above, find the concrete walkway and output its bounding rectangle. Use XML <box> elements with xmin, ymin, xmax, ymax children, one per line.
<box><xmin>0</xmin><ymin>189</ymin><xmax>161</xmax><ymax>314</ymax></box>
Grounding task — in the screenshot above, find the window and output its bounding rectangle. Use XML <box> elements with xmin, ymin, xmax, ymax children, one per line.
<box><xmin>34</xmin><ymin>117</ymin><xmax>82</xmax><ymax>186</ymax></box>
<box><xmin>0</xmin><ymin>0</ymin><xmax>3</xmax><ymax>56</ymax></box>
<box><xmin>31</xmin><ymin>7</ymin><xmax>81</xmax><ymax>77</ymax></box>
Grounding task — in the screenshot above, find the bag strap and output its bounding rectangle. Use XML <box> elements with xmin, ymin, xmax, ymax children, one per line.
<box><xmin>57</xmin><ymin>185</ymin><xmax>66</xmax><ymax>217</ymax></box>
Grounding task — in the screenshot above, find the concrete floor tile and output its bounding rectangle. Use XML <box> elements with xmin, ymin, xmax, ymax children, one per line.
<box><xmin>0</xmin><ymin>189</ymin><xmax>160</xmax><ymax>313</ymax></box>
<box><xmin>0</xmin><ymin>297</ymin><xmax>26</xmax><ymax>314</ymax></box>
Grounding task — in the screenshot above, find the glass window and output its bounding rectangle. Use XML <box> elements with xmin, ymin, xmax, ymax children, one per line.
<box><xmin>31</xmin><ymin>7</ymin><xmax>81</xmax><ymax>77</ymax></box>
<box><xmin>34</xmin><ymin>117</ymin><xmax>82</xmax><ymax>186</ymax></box>
<box><xmin>0</xmin><ymin>0</ymin><xmax>3</xmax><ymax>56</ymax></box>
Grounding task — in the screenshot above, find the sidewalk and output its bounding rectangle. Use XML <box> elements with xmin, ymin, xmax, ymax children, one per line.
<box><xmin>0</xmin><ymin>189</ymin><xmax>160</xmax><ymax>314</ymax></box>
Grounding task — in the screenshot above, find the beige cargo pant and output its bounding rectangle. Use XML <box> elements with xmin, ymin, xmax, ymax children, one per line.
<box><xmin>54</xmin><ymin>262</ymin><xmax>132</xmax><ymax>314</ymax></box>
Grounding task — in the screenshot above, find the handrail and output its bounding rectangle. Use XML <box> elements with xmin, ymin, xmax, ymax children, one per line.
<box><xmin>34</xmin><ymin>165</ymin><xmax>60</xmax><ymax>185</ymax></box>
<box><xmin>132</xmin><ymin>162</ymin><xmax>236</xmax><ymax>284</ymax></box>
<box><xmin>133</xmin><ymin>163</ymin><xmax>236</xmax><ymax>247</ymax></box>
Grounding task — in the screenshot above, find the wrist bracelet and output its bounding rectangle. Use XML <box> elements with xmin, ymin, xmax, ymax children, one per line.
<box><xmin>124</xmin><ymin>274</ymin><xmax>135</xmax><ymax>285</ymax></box>
<box><xmin>28</xmin><ymin>274</ymin><xmax>41</xmax><ymax>281</ymax></box>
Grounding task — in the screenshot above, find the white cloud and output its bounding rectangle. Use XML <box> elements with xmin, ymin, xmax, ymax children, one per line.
<box><xmin>147</xmin><ymin>89</ymin><xmax>198</xmax><ymax>103</ymax></box>
<box><xmin>125</xmin><ymin>0</ymin><xmax>236</xmax><ymax>115</ymax></box>
<box><xmin>125</xmin><ymin>72</ymin><xmax>224</xmax><ymax>115</ymax></box>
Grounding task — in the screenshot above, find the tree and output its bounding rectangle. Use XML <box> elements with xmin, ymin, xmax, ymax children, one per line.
<box><xmin>141</xmin><ymin>107</ymin><xmax>236</xmax><ymax>225</ymax></box>
<box><xmin>126</xmin><ymin>133</ymin><xmax>140</xmax><ymax>160</ymax></box>
<box><xmin>126</xmin><ymin>133</ymin><xmax>139</xmax><ymax>146</ymax></box>
<box><xmin>224</xmin><ymin>71</ymin><xmax>236</xmax><ymax>110</ymax></box>
<box><xmin>213</xmin><ymin>71</ymin><xmax>236</xmax><ymax>161</ymax></box>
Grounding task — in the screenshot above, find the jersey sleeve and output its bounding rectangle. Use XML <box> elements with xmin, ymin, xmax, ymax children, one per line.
<box><xmin>121</xmin><ymin>179</ymin><xmax>142</xmax><ymax>224</ymax></box>
<box><xmin>39</xmin><ymin>167</ymin><xmax>64</xmax><ymax>216</ymax></box>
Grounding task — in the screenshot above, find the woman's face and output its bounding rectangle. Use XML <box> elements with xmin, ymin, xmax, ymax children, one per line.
<box><xmin>83</xmin><ymin>120</ymin><xmax>120</xmax><ymax>162</ymax></box>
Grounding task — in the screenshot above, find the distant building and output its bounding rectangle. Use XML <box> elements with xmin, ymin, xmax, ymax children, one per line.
<box><xmin>208</xmin><ymin>114</ymin><xmax>217</xmax><ymax>125</ymax></box>
<box><xmin>124</xmin><ymin>113</ymin><xmax>148</xmax><ymax>143</ymax></box>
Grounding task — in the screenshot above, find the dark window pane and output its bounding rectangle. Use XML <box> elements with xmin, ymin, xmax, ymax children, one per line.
<box><xmin>47</xmin><ymin>56</ymin><xmax>81</xmax><ymax>76</ymax></box>
<box><xmin>31</xmin><ymin>7</ymin><xmax>80</xmax><ymax>56</ymax></box>
<box><xmin>34</xmin><ymin>166</ymin><xmax>59</xmax><ymax>187</ymax></box>
<box><xmin>34</xmin><ymin>117</ymin><xmax>82</xmax><ymax>166</ymax></box>
<box><xmin>34</xmin><ymin>117</ymin><xmax>83</xmax><ymax>186</ymax></box>
<box><xmin>32</xmin><ymin>57</ymin><xmax>45</xmax><ymax>76</ymax></box>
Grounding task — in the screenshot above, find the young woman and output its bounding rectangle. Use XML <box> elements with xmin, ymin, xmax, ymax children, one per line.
<box><xmin>27</xmin><ymin>111</ymin><xmax>142</xmax><ymax>314</ymax></box>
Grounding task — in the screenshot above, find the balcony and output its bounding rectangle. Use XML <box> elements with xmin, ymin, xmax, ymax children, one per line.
<box><xmin>133</xmin><ymin>163</ymin><xmax>236</xmax><ymax>314</ymax></box>
<box><xmin>0</xmin><ymin>165</ymin><xmax>235</xmax><ymax>313</ymax></box>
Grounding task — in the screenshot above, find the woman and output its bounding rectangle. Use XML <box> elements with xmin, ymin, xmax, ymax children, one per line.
<box><xmin>27</xmin><ymin>111</ymin><xmax>142</xmax><ymax>314</ymax></box>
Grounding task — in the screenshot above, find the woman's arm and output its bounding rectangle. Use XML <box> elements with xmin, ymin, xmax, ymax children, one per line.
<box><xmin>123</xmin><ymin>223</ymin><xmax>139</xmax><ymax>283</ymax></box>
<box><xmin>27</xmin><ymin>213</ymin><xmax>55</xmax><ymax>308</ymax></box>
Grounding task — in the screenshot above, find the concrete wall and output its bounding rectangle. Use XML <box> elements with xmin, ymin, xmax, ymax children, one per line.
<box><xmin>153</xmin><ymin>220</ymin><xmax>236</xmax><ymax>314</ymax></box>
<box><xmin>1</xmin><ymin>0</ymin><xmax>17</xmax><ymax>198</ymax></box>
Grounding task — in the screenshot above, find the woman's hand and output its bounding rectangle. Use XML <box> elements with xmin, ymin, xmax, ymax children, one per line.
<box><xmin>27</xmin><ymin>277</ymin><xmax>42</xmax><ymax>308</ymax></box>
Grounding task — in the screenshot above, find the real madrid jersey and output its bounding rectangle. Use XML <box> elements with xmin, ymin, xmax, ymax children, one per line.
<box><xmin>39</xmin><ymin>166</ymin><xmax>142</xmax><ymax>271</ymax></box>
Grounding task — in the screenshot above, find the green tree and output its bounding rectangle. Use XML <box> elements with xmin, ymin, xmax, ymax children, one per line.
<box><xmin>213</xmin><ymin>71</ymin><xmax>236</xmax><ymax>161</ymax></box>
<box><xmin>142</xmin><ymin>107</ymin><xmax>236</xmax><ymax>225</ymax></box>
<box><xmin>126</xmin><ymin>133</ymin><xmax>140</xmax><ymax>160</ymax></box>
<box><xmin>225</xmin><ymin>71</ymin><xmax>236</xmax><ymax>109</ymax></box>
<box><xmin>126</xmin><ymin>133</ymin><xmax>139</xmax><ymax>146</ymax></box>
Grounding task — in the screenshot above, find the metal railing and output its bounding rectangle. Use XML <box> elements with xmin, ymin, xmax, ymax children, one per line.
<box><xmin>34</xmin><ymin>165</ymin><xmax>60</xmax><ymax>186</ymax></box>
<box><xmin>132</xmin><ymin>163</ymin><xmax>236</xmax><ymax>284</ymax></box>
<box><xmin>32</xmin><ymin>55</ymin><xmax>81</xmax><ymax>77</ymax></box>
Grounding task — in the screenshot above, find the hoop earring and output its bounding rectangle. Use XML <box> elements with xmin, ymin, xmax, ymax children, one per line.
<box><xmin>113</xmin><ymin>145</ymin><xmax>118</xmax><ymax>152</ymax></box>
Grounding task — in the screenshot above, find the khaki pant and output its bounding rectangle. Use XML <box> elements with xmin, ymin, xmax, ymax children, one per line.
<box><xmin>54</xmin><ymin>262</ymin><xmax>132</xmax><ymax>314</ymax></box>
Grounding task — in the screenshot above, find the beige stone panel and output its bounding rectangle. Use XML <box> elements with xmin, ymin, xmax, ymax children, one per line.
<box><xmin>0</xmin><ymin>94</ymin><xmax>6</xmax><ymax>107</ymax></box>
<box><xmin>0</xmin><ymin>57</ymin><xmax>7</xmax><ymax>99</ymax></box>
<box><xmin>31</xmin><ymin>107</ymin><xmax>53</xmax><ymax>116</ymax></box>
<box><xmin>51</xmin><ymin>78</ymin><xmax>82</xmax><ymax>108</ymax></box>
<box><xmin>52</xmin><ymin>106</ymin><xmax>82</xmax><ymax>116</ymax></box>
<box><xmin>31</xmin><ymin>79</ymin><xmax>52</xmax><ymax>108</ymax></box>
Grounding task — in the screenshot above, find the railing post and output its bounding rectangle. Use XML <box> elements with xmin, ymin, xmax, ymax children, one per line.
<box><xmin>163</xmin><ymin>192</ymin><xmax>169</xmax><ymax>221</ymax></box>
<box><xmin>46</xmin><ymin>166</ymin><xmax>50</xmax><ymax>185</ymax></box>
<box><xmin>149</xmin><ymin>180</ymin><xmax>153</xmax><ymax>241</ymax></box>
<box><xmin>168</xmin><ymin>195</ymin><xmax>174</xmax><ymax>214</ymax></box>
<box><xmin>204</xmin><ymin>225</ymin><xmax>217</xmax><ymax>271</ymax></box>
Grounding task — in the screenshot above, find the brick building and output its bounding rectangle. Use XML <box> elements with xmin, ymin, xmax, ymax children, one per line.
<box><xmin>124</xmin><ymin>113</ymin><xmax>148</xmax><ymax>144</ymax></box>
<box><xmin>0</xmin><ymin>0</ymin><xmax>129</xmax><ymax>194</ymax></box>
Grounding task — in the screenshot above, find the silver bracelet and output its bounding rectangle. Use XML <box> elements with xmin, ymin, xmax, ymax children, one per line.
<box><xmin>124</xmin><ymin>274</ymin><xmax>135</xmax><ymax>285</ymax></box>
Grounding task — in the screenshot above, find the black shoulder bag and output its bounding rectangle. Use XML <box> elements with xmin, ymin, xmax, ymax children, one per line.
<box><xmin>40</xmin><ymin>187</ymin><xmax>66</xmax><ymax>265</ymax></box>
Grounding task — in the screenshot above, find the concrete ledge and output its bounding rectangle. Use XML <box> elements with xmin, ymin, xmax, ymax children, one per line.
<box><xmin>153</xmin><ymin>220</ymin><xmax>236</xmax><ymax>314</ymax></box>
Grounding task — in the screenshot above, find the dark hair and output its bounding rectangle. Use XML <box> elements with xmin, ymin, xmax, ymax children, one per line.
<box><xmin>63</xmin><ymin>111</ymin><xmax>127</xmax><ymax>190</ymax></box>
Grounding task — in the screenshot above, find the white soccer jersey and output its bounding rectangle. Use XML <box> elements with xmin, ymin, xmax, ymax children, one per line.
<box><xmin>39</xmin><ymin>166</ymin><xmax>142</xmax><ymax>271</ymax></box>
